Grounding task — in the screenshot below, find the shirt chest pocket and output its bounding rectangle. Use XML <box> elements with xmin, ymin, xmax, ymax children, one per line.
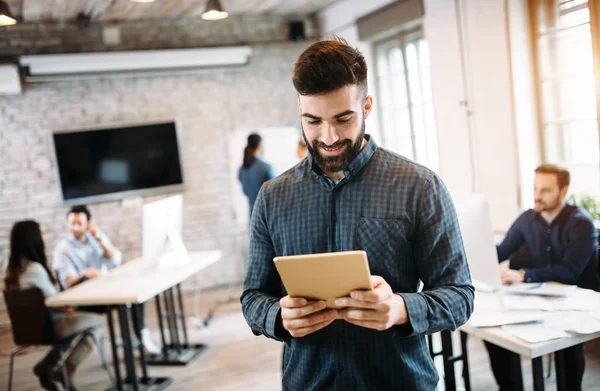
<box><xmin>356</xmin><ymin>217</ymin><xmax>415</xmax><ymax>287</ymax></box>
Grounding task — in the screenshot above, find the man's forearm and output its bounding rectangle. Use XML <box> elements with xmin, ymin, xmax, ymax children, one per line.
<box><xmin>65</xmin><ymin>274</ymin><xmax>87</xmax><ymax>288</ymax></box>
<box><xmin>398</xmin><ymin>284</ymin><xmax>474</xmax><ymax>336</ymax></box>
<box><xmin>241</xmin><ymin>289</ymin><xmax>288</xmax><ymax>341</ymax></box>
<box><xmin>97</xmin><ymin>239</ymin><xmax>114</xmax><ymax>259</ymax></box>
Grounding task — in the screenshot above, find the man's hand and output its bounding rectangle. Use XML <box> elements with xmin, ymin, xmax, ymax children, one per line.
<box><xmin>83</xmin><ymin>268</ymin><xmax>101</xmax><ymax>279</ymax></box>
<box><xmin>88</xmin><ymin>222</ymin><xmax>115</xmax><ymax>260</ymax></box>
<box><xmin>65</xmin><ymin>268</ymin><xmax>101</xmax><ymax>288</ymax></box>
<box><xmin>88</xmin><ymin>222</ymin><xmax>101</xmax><ymax>241</ymax></box>
<box><xmin>501</xmin><ymin>268</ymin><xmax>525</xmax><ymax>284</ymax></box>
<box><xmin>336</xmin><ymin>276</ymin><xmax>409</xmax><ymax>331</ymax></box>
<box><xmin>280</xmin><ymin>296</ymin><xmax>338</xmax><ymax>338</ymax></box>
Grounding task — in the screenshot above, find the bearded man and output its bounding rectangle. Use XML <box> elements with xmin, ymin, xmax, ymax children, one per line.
<box><xmin>486</xmin><ymin>163</ymin><xmax>599</xmax><ymax>391</ymax></box>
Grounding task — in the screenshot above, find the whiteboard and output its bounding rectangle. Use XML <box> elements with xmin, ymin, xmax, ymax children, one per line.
<box><xmin>228</xmin><ymin>127</ymin><xmax>303</xmax><ymax>224</ymax></box>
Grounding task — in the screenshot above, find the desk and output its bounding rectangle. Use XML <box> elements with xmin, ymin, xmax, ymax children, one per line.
<box><xmin>46</xmin><ymin>250</ymin><xmax>222</xmax><ymax>391</ymax></box>
<box><xmin>440</xmin><ymin>289</ymin><xmax>600</xmax><ymax>391</ymax></box>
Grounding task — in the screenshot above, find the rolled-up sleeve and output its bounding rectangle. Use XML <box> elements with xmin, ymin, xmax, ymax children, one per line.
<box><xmin>397</xmin><ymin>174</ymin><xmax>475</xmax><ymax>336</ymax></box>
<box><xmin>99</xmin><ymin>232</ymin><xmax>122</xmax><ymax>268</ymax></box>
<box><xmin>52</xmin><ymin>242</ymin><xmax>77</xmax><ymax>289</ymax></box>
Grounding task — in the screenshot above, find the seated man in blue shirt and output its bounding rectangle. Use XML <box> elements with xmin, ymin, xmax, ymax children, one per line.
<box><xmin>486</xmin><ymin>164</ymin><xmax>599</xmax><ymax>391</ymax></box>
<box><xmin>53</xmin><ymin>205</ymin><xmax>161</xmax><ymax>354</ymax></box>
<box><xmin>241</xmin><ymin>37</ymin><xmax>474</xmax><ymax>390</ymax></box>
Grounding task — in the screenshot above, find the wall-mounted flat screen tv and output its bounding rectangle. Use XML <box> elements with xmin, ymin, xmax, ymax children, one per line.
<box><xmin>52</xmin><ymin>121</ymin><xmax>184</xmax><ymax>204</ymax></box>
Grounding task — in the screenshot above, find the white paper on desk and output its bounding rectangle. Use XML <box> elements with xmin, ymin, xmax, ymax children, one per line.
<box><xmin>500</xmin><ymin>293</ymin><xmax>597</xmax><ymax>312</ymax></box>
<box><xmin>500</xmin><ymin>295</ymin><xmax>553</xmax><ymax>311</ymax></box>
<box><xmin>502</xmin><ymin>324</ymin><xmax>570</xmax><ymax>343</ymax></box>
<box><xmin>469</xmin><ymin>311</ymin><xmax>544</xmax><ymax>328</ymax></box>
<box><xmin>545</xmin><ymin>312</ymin><xmax>600</xmax><ymax>334</ymax></box>
<box><xmin>549</xmin><ymin>296</ymin><xmax>598</xmax><ymax>311</ymax></box>
<box><xmin>501</xmin><ymin>282</ymin><xmax>577</xmax><ymax>297</ymax></box>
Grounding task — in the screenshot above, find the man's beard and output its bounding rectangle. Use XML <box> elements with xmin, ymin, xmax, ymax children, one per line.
<box><xmin>534</xmin><ymin>195</ymin><xmax>561</xmax><ymax>212</ymax></box>
<box><xmin>302</xmin><ymin>118</ymin><xmax>366</xmax><ymax>174</ymax></box>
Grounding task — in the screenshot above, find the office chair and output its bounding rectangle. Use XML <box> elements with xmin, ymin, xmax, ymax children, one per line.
<box><xmin>4</xmin><ymin>288</ymin><xmax>113</xmax><ymax>391</ymax></box>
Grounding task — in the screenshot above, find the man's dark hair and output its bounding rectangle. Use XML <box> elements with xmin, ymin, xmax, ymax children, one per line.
<box><xmin>68</xmin><ymin>205</ymin><xmax>91</xmax><ymax>221</ymax></box>
<box><xmin>292</xmin><ymin>36</ymin><xmax>368</xmax><ymax>97</ymax></box>
<box><xmin>535</xmin><ymin>164</ymin><xmax>571</xmax><ymax>189</ymax></box>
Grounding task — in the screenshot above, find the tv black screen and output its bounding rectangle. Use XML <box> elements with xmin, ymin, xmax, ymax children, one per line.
<box><xmin>53</xmin><ymin>122</ymin><xmax>184</xmax><ymax>203</ymax></box>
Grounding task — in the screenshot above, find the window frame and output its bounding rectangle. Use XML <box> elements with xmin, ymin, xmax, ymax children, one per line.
<box><xmin>528</xmin><ymin>0</ymin><xmax>600</xmax><ymax>192</ymax></box>
<box><xmin>373</xmin><ymin>27</ymin><xmax>439</xmax><ymax>171</ymax></box>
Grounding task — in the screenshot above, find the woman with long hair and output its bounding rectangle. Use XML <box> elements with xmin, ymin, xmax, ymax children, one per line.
<box><xmin>4</xmin><ymin>220</ymin><xmax>105</xmax><ymax>391</ymax></box>
<box><xmin>238</xmin><ymin>133</ymin><xmax>275</xmax><ymax>216</ymax></box>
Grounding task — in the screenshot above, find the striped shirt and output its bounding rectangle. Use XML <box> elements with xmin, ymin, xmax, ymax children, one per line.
<box><xmin>241</xmin><ymin>135</ymin><xmax>474</xmax><ymax>390</ymax></box>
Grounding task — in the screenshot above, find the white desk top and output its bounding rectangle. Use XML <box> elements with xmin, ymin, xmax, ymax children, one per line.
<box><xmin>461</xmin><ymin>289</ymin><xmax>600</xmax><ymax>358</ymax></box>
<box><xmin>46</xmin><ymin>250</ymin><xmax>222</xmax><ymax>307</ymax></box>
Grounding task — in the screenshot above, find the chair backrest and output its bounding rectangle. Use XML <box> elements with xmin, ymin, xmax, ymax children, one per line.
<box><xmin>3</xmin><ymin>287</ymin><xmax>56</xmax><ymax>345</ymax></box>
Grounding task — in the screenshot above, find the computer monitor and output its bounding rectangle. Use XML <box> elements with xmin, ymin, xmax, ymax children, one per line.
<box><xmin>454</xmin><ymin>193</ymin><xmax>502</xmax><ymax>291</ymax></box>
<box><xmin>142</xmin><ymin>194</ymin><xmax>189</xmax><ymax>269</ymax></box>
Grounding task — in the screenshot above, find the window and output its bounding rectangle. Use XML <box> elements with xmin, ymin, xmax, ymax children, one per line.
<box><xmin>531</xmin><ymin>0</ymin><xmax>600</xmax><ymax>196</ymax></box>
<box><xmin>374</xmin><ymin>31</ymin><xmax>439</xmax><ymax>172</ymax></box>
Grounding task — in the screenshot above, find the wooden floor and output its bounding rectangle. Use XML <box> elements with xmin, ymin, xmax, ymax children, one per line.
<box><xmin>1</xmin><ymin>285</ymin><xmax>600</xmax><ymax>391</ymax></box>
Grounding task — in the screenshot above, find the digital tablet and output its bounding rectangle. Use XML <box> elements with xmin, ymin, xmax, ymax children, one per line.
<box><xmin>273</xmin><ymin>250</ymin><xmax>373</xmax><ymax>308</ymax></box>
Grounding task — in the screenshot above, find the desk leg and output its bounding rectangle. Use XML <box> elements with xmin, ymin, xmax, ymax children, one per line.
<box><xmin>131</xmin><ymin>305</ymin><xmax>149</xmax><ymax>383</ymax></box>
<box><xmin>532</xmin><ymin>357</ymin><xmax>545</xmax><ymax>391</ymax></box>
<box><xmin>163</xmin><ymin>292</ymin><xmax>177</xmax><ymax>351</ymax></box>
<box><xmin>104</xmin><ymin>304</ymin><xmax>173</xmax><ymax>391</ymax></box>
<box><xmin>554</xmin><ymin>350</ymin><xmax>568</xmax><ymax>391</ymax></box>
<box><xmin>117</xmin><ymin>305</ymin><xmax>139</xmax><ymax>390</ymax></box>
<box><xmin>460</xmin><ymin>331</ymin><xmax>471</xmax><ymax>391</ymax></box>
<box><xmin>106</xmin><ymin>307</ymin><xmax>123</xmax><ymax>391</ymax></box>
<box><xmin>441</xmin><ymin>330</ymin><xmax>457</xmax><ymax>391</ymax></box>
<box><xmin>155</xmin><ymin>295</ymin><xmax>168</xmax><ymax>356</ymax></box>
<box><xmin>176</xmin><ymin>284</ymin><xmax>190</xmax><ymax>348</ymax></box>
<box><xmin>167</xmin><ymin>288</ymin><xmax>182</xmax><ymax>353</ymax></box>
<box><xmin>146</xmin><ymin>289</ymin><xmax>208</xmax><ymax>366</ymax></box>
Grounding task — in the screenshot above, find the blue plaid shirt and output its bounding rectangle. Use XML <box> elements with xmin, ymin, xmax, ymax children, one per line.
<box><xmin>241</xmin><ymin>135</ymin><xmax>474</xmax><ymax>390</ymax></box>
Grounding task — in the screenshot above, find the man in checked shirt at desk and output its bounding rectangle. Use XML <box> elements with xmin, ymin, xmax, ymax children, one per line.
<box><xmin>241</xmin><ymin>37</ymin><xmax>474</xmax><ymax>390</ymax></box>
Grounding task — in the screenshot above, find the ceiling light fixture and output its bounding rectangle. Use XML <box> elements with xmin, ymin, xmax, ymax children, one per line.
<box><xmin>0</xmin><ymin>1</ymin><xmax>17</xmax><ymax>26</ymax></box>
<box><xmin>130</xmin><ymin>0</ymin><xmax>156</xmax><ymax>3</ymax></box>
<box><xmin>201</xmin><ymin>0</ymin><xmax>228</xmax><ymax>21</ymax></box>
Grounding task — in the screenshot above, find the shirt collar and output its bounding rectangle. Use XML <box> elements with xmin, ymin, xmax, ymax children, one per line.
<box><xmin>69</xmin><ymin>231</ymin><xmax>92</xmax><ymax>245</ymax></box>
<box><xmin>307</xmin><ymin>134</ymin><xmax>377</xmax><ymax>179</ymax></box>
<box><xmin>535</xmin><ymin>203</ymin><xmax>574</xmax><ymax>227</ymax></box>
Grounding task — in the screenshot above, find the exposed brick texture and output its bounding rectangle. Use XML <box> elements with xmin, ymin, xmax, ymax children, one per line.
<box><xmin>0</xmin><ymin>17</ymin><xmax>316</xmax><ymax>325</ymax></box>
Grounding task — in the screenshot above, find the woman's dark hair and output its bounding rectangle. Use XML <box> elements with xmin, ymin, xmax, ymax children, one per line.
<box><xmin>292</xmin><ymin>36</ymin><xmax>368</xmax><ymax>97</ymax></box>
<box><xmin>4</xmin><ymin>220</ymin><xmax>57</xmax><ymax>291</ymax></box>
<box><xmin>242</xmin><ymin>133</ymin><xmax>262</xmax><ymax>168</ymax></box>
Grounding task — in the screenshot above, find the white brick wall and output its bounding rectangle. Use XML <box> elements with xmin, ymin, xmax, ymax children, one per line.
<box><xmin>0</xmin><ymin>41</ymin><xmax>311</xmax><ymax>327</ymax></box>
